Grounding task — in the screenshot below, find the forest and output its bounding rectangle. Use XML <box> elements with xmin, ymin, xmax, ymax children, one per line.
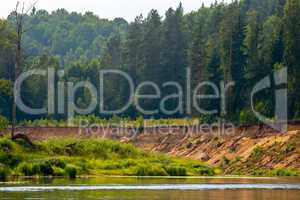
<box><xmin>0</xmin><ymin>0</ymin><xmax>300</xmax><ymax>125</ymax></box>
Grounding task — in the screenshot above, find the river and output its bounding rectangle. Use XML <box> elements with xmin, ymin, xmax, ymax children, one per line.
<box><xmin>0</xmin><ymin>177</ymin><xmax>299</xmax><ymax>199</ymax></box>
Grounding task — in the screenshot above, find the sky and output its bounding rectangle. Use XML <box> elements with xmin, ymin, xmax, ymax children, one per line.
<box><xmin>0</xmin><ymin>0</ymin><xmax>227</xmax><ymax>22</ymax></box>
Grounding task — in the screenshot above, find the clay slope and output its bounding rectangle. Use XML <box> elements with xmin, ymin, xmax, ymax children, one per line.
<box><xmin>129</xmin><ymin>125</ymin><xmax>300</xmax><ymax>175</ymax></box>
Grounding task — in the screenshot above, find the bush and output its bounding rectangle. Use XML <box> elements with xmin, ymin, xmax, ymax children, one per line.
<box><xmin>223</xmin><ymin>156</ymin><xmax>231</xmax><ymax>165</ymax></box>
<box><xmin>0</xmin><ymin>164</ymin><xmax>9</xmax><ymax>181</ymax></box>
<box><xmin>0</xmin><ymin>153</ymin><xmax>22</xmax><ymax>168</ymax></box>
<box><xmin>101</xmin><ymin>162</ymin><xmax>122</xmax><ymax>170</ymax></box>
<box><xmin>17</xmin><ymin>162</ymin><xmax>42</xmax><ymax>176</ymax></box>
<box><xmin>0</xmin><ymin>138</ymin><xmax>14</xmax><ymax>152</ymax></box>
<box><xmin>252</xmin><ymin>169</ymin><xmax>266</xmax><ymax>176</ymax></box>
<box><xmin>165</xmin><ymin>166</ymin><xmax>187</xmax><ymax>176</ymax></box>
<box><xmin>195</xmin><ymin>166</ymin><xmax>215</xmax><ymax>176</ymax></box>
<box><xmin>272</xmin><ymin>169</ymin><xmax>299</xmax><ymax>177</ymax></box>
<box><xmin>0</xmin><ymin>115</ymin><xmax>9</xmax><ymax>131</ymax></box>
<box><xmin>235</xmin><ymin>156</ymin><xmax>242</xmax><ymax>162</ymax></box>
<box><xmin>48</xmin><ymin>159</ymin><xmax>66</xmax><ymax>169</ymax></box>
<box><xmin>65</xmin><ymin>165</ymin><xmax>77</xmax><ymax>179</ymax></box>
<box><xmin>286</xmin><ymin>142</ymin><xmax>296</xmax><ymax>153</ymax></box>
<box><xmin>251</xmin><ymin>146</ymin><xmax>264</xmax><ymax>158</ymax></box>
<box><xmin>39</xmin><ymin>161</ymin><xmax>54</xmax><ymax>176</ymax></box>
<box><xmin>14</xmin><ymin>137</ymin><xmax>35</xmax><ymax>150</ymax></box>
<box><xmin>122</xmin><ymin>160</ymin><xmax>137</xmax><ymax>168</ymax></box>
<box><xmin>31</xmin><ymin>163</ymin><xmax>41</xmax><ymax>175</ymax></box>
<box><xmin>53</xmin><ymin>166</ymin><xmax>65</xmax><ymax>176</ymax></box>
<box><xmin>240</xmin><ymin>103</ymin><xmax>266</xmax><ymax>125</ymax></box>
<box><xmin>18</xmin><ymin>163</ymin><xmax>34</xmax><ymax>176</ymax></box>
<box><xmin>136</xmin><ymin>165</ymin><xmax>168</xmax><ymax>176</ymax></box>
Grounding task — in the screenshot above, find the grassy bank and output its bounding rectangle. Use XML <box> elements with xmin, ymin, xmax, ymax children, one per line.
<box><xmin>0</xmin><ymin>137</ymin><xmax>220</xmax><ymax>180</ymax></box>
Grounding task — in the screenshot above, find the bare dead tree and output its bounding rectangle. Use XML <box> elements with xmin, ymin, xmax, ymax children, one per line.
<box><xmin>11</xmin><ymin>1</ymin><xmax>38</xmax><ymax>139</ymax></box>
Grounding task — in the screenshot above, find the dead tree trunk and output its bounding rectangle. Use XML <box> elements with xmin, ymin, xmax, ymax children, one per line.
<box><xmin>11</xmin><ymin>1</ymin><xmax>38</xmax><ymax>139</ymax></box>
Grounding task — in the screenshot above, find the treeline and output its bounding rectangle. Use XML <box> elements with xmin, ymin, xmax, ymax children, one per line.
<box><xmin>0</xmin><ymin>0</ymin><xmax>300</xmax><ymax>124</ymax></box>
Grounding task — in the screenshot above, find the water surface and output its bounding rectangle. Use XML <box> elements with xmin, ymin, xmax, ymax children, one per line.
<box><xmin>1</xmin><ymin>177</ymin><xmax>299</xmax><ymax>200</ymax></box>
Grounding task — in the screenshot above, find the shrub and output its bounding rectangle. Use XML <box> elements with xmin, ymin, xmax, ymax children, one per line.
<box><xmin>213</xmin><ymin>168</ymin><xmax>222</xmax><ymax>175</ymax></box>
<box><xmin>14</xmin><ymin>137</ymin><xmax>35</xmax><ymax>150</ymax></box>
<box><xmin>122</xmin><ymin>160</ymin><xmax>137</xmax><ymax>168</ymax></box>
<box><xmin>53</xmin><ymin>167</ymin><xmax>65</xmax><ymax>176</ymax></box>
<box><xmin>252</xmin><ymin>169</ymin><xmax>266</xmax><ymax>176</ymax></box>
<box><xmin>18</xmin><ymin>163</ymin><xmax>34</xmax><ymax>176</ymax></box>
<box><xmin>48</xmin><ymin>159</ymin><xmax>66</xmax><ymax>169</ymax></box>
<box><xmin>136</xmin><ymin>165</ymin><xmax>168</xmax><ymax>176</ymax></box>
<box><xmin>272</xmin><ymin>169</ymin><xmax>299</xmax><ymax>177</ymax></box>
<box><xmin>251</xmin><ymin>146</ymin><xmax>264</xmax><ymax>158</ymax></box>
<box><xmin>195</xmin><ymin>166</ymin><xmax>215</xmax><ymax>176</ymax></box>
<box><xmin>0</xmin><ymin>164</ymin><xmax>9</xmax><ymax>181</ymax></box>
<box><xmin>101</xmin><ymin>162</ymin><xmax>122</xmax><ymax>170</ymax></box>
<box><xmin>286</xmin><ymin>142</ymin><xmax>296</xmax><ymax>153</ymax></box>
<box><xmin>240</xmin><ymin>103</ymin><xmax>265</xmax><ymax>125</ymax></box>
<box><xmin>239</xmin><ymin>109</ymin><xmax>257</xmax><ymax>125</ymax></box>
<box><xmin>165</xmin><ymin>165</ymin><xmax>187</xmax><ymax>176</ymax></box>
<box><xmin>0</xmin><ymin>115</ymin><xmax>9</xmax><ymax>131</ymax></box>
<box><xmin>31</xmin><ymin>163</ymin><xmax>41</xmax><ymax>175</ymax></box>
<box><xmin>235</xmin><ymin>156</ymin><xmax>242</xmax><ymax>162</ymax></box>
<box><xmin>39</xmin><ymin>161</ymin><xmax>54</xmax><ymax>176</ymax></box>
<box><xmin>65</xmin><ymin>165</ymin><xmax>77</xmax><ymax>179</ymax></box>
<box><xmin>0</xmin><ymin>138</ymin><xmax>14</xmax><ymax>152</ymax></box>
<box><xmin>0</xmin><ymin>153</ymin><xmax>22</xmax><ymax>168</ymax></box>
<box><xmin>223</xmin><ymin>156</ymin><xmax>231</xmax><ymax>165</ymax></box>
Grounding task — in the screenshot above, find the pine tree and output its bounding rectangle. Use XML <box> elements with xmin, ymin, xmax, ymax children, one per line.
<box><xmin>142</xmin><ymin>9</ymin><xmax>162</xmax><ymax>83</ymax></box>
<box><xmin>283</xmin><ymin>0</ymin><xmax>300</xmax><ymax>118</ymax></box>
<box><xmin>219</xmin><ymin>1</ymin><xmax>245</xmax><ymax>117</ymax></box>
<box><xmin>243</xmin><ymin>10</ymin><xmax>260</xmax><ymax>81</ymax></box>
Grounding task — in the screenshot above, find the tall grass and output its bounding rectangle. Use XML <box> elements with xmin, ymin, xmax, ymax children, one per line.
<box><xmin>0</xmin><ymin>137</ymin><xmax>218</xmax><ymax>179</ymax></box>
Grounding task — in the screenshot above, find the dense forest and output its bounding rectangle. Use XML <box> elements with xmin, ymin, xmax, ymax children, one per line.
<box><xmin>0</xmin><ymin>0</ymin><xmax>300</xmax><ymax>125</ymax></box>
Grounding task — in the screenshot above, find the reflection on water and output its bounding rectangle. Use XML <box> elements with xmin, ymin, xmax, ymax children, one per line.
<box><xmin>0</xmin><ymin>177</ymin><xmax>300</xmax><ymax>200</ymax></box>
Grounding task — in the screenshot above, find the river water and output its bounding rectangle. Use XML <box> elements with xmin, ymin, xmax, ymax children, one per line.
<box><xmin>0</xmin><ymin>177</ymin><xmax>299</xmax><ymax>199</ymax></box>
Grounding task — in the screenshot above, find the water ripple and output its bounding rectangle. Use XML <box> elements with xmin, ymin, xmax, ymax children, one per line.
<box><xmin>1</xmin><ymin>184</ymin><xmax>300</xmax><ymax>192</ymax></box>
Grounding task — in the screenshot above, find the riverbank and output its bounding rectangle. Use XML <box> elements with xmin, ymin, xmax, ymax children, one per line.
<box><xmin>0</xmin><ymin>137</ymin><xmax>220</xmax><ymax>180</ymax></box>
<box><xmin>1</xmin><ymin>129</ymin><xmax>299</xmax><ymax>180</ymax></box>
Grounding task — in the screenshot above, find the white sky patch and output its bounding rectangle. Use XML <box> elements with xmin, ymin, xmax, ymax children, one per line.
<box><xmin>0</xmin><ymin>0</ymin><xmax>229</xmax><ymax>21</ymax></box>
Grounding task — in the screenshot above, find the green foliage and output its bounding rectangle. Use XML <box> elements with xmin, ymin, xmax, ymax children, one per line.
<box><xmin>41</xmin><ymin>139</ymin><xmax>142</xmax><ymax>159</ymax></box>
<box><xmin>195</xmin><ymin>166</ymin><xmax>215</xmax><ymax>176</ymax></box>
<box><xmin>65</xmin><ymin>165</ymin><xmax>77</xmax><ymax>179</ymax></box>
<box><xmin>38</xmin><ymin>161</ymin><xmax>54</xmax><ymax>176</ymax></box>
<box><xmin>235</xmin><ymin>156</ymin><xmax>242</xmax><ymax>162</ymax></box>
<box><xmin>251</xmin><ymin>146</ymin><xmax>265</xmax><ymax>158</ymax></box>
<box><xmin>239</xmin><ymin>109</ymin><xmax>258</xmax><ymax>125</ymax></box>
<box><xmin>48</xmin><ymin>159</ymin><xmax>66</xmax><ymax>169</ymax></box>
<box><xmin>0</xmin><ymin>153</ymin><xmax>22</xmax><ymax>168</ymax></box>
<box><xmin>0</xmin><ymin>115</ymin><xmax>8</xmax><ymax>131</ymax></box>
<box><xmin>53</xmin><ymin>166</ymin><xmax>65</xmax><ymax>176</ymax></box>
<box><xmin>136</xmin><ymin>164</ymin><xmax>168</xmax><ymax>176</ymax></box>
<box><xmin>222</xmin><ymin>156</ymin><xmax>231</xmax><ymax>165</ymax></box>
<box><xmin>17</xmin><ymin>163</ymin><xmax>39</xmax><ymax>176</ymax></box>
<box><xmin>0</xmin><ymin>164</ymin><xmax>9</xmax><ymax>181</ymax></box>
<box><xmin>0</xmin><ymin>138</ymin><xmax>14</xmax><ymax>152</ymax></box>
<box><xmin>271</xmin><ymin>168</ymin><xmax>299</xmax><ymax>177</ymax></box>
<box><xmin>286</xmin><ymin>142</ymin><xmax>296</xmax><ymax>153</ymax></box>
<box><xmin>252</xmin><ymin>168</ymin><xmax>300</xmax><ymax>177</ymax></box>
<box><xmin>0</xmin><ymin>0</ymin><xmax>298</xmax><ymax>122</ymax></box>
<box><xmin>0</xmin><ymin>137</ymin><xmax>213</xmax><ymax>178</ymax></box>
<box><xmin>165</xmin><ymin>165</ymin><xmax>187</xmax><ymax>176</ymax></box>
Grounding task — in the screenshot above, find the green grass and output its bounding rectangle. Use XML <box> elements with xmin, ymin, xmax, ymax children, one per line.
<box><xmin>0</xmin><ymin>137</ymin><xmax>219</xmax><ymax>180</ymax></box>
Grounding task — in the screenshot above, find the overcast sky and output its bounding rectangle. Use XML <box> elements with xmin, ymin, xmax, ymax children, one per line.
<box><xmin>0</xmin><ymin>0</ymin><xmax>229</xmax><ymax>22</ymax></box>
